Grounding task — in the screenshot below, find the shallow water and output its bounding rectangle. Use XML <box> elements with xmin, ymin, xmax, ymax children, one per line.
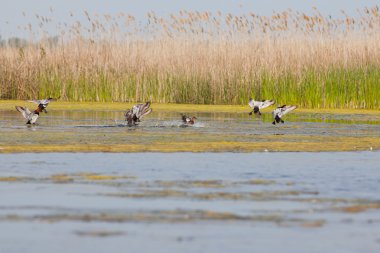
<box><xmin>0</xmin><ymin>152</ymin><xmax>380</xmax><ymax>253</ymax></box>
<box><xmin>1</xmin><ymin>109</ymin><xmax>380</xmax><ymax>151</ymax></box>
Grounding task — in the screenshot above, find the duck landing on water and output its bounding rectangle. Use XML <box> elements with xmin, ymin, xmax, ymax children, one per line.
<box><xmin>272</xmin><ymin>105</ymin><xmax>297</xmax><ymax>125</ymax></box>
<box><xmin>248</xmin><ymin>98</ymin><xmax>275</xmax><ymax>116</ymax></box>
<box><xmin>181</xmin><ymin>114</ymin><xmax>197</xmax><ymax>125</ymax></box>
<box><xmin>15</xmin><ymin>104</ymin><xmax>45</xmax><ymax>124</ymax></box>
<box><xmin>27</xmin><ymin>97</ymin><xmax>56</xmax><ymax>113</ymax></box>
<box><xmin>125</xmin><ymin>102</ymin><xmax>152</xmax><ymax>126</ymax></box>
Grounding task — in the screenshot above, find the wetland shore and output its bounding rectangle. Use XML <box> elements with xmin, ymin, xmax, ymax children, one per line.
<box><xmin>1</xmin><ymin>101</ymin><xmax>380</xmax><ymax>153</ymax></box>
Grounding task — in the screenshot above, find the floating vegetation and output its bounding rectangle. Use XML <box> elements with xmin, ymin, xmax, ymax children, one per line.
<box><xmin>297</xmin><ymin>220</ymin><xmax>325</xmax><ymax>228</ymax></box>
<box><xmin>1</xmin><ymin>136</ymin><xmax>380</xmax><ymax>153</ymax></box>
<box><xmin>0</xmin><ymin>210</ymin><xmax>325</xmax><ymax>226</ymax></box>
<box><xmin>0</xmin><ymin>173</ymin><xmax>136</xmax><ymax>184</ymax></box>
<box><xmin>338</xmin><ymin>203</ymin><xmax>380</xmax><ymax>213</ymax></box>
<box><xmin>245</xmin><ymin>179</ymin><xmax>277</xmax><ymax>185</ymax></box>
<box><xmin>106</xmin><ymin>190</ymin><xmax>188</xmax><ymax>199</ymax></box>
<box><xmin>0</xmin><ymin>176</ymin><xmax>25</xmax><ymax>182</ymax></box>
<box><xmin>156</xmin><ymin>180</ymin><xmax>226</xmax><ymax>188</ymax></box>
<box><xmin>74</xmin><ymin>230</ymin><xmax>126</xmax><ymax>237</ymax></box>
<box><xmin>80</xmin><ymin>173</ymin><xmax>119</xmax><ymax>181</ymax></box>
<box><xmin>50</xmin><ymin>174</ymin><xmax>74</xmax><ymax>183</ymax></box>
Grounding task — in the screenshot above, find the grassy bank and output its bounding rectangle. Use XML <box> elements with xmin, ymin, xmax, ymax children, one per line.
<box><xmin>1</xmin><ymin>7</ymin><xmax>380</xmax><ymax>108</ymax></box>
<box><xmin>2</xmin><ymin>100</ymin><xmax>380</xmax><ymax>114</ymax></box>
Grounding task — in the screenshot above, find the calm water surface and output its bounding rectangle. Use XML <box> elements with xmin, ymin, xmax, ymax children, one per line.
<box><xmin>0</xmin><ymin>152</ymin><xmax>379</xmax><ymax>253</ymax></box>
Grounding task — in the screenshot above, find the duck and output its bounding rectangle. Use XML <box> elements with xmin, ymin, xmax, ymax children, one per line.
<box><xmin>181</xmin><ymin>114</ymin><xmax>197</xmax><ymax>125</ymax></box>
<box><xmin>15</xmin><ymin>104</ymin><xmax>45</xmax><ymax>124</ymax></box>
<box><xmin>125</xmin><ymin>101</ymin><xmax>152</xmax><ymax>126</ymax></box>
<box><xmin>248</xmin><ymin>98</ymin><xmax>275</xmax><ymax>116</ymax></box>
<box><xmin>27</xmin><ymin>97</ymin><xmax>55</xmax><ymax>113</ymax></box>
<box><xmin>272</xmin><ymin>105</ymin><xmax>297</xmax><ymax>125</ymax></box>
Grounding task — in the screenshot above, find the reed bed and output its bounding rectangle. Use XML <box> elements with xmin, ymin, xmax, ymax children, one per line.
<box><xmin>1</xmin><ymin>7</ymin><xmax>380</xmax><ymax>108</ymax></box>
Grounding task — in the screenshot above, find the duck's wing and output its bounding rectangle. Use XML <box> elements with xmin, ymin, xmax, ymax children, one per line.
<box><xmin>134</xmin><ymin>102</ymin><xmax>151</xmax><ymax>119</ymax></box>
<box><xmin>16</xmin><ymin>106</ymin><xmax>31</xmax><ymax>120</ymax></box>
<box><xmin>28</xmin><ymin>98</ymin><xmax>55</xmax><ymax>106</ymax></box>
<box><xmin>248</xmin><ymin>98</ymin><xmax>256</xmax><ymax>108</ymax></box>
<box><xmin>40</xmin><ymin>98</ymin><xmax>54</xmax><ymax>105</ymax></box>
<box><xmin>132</xmin><ymin>103</ymin><xmax>144</xmax><ymax>116</ymax></box>
<box><xmin>39</xmin><ymin>98</ymin><xmax>56</xmax><ymax>106</ymax></box>
<box><xmin>278</xmin><ymin>105</ymin><xmax>297</xmax><ymax>117</ymax></box>
<box><xmin>181</xmin><ymin>114</ymin><xmax>188</xmax><ymax>122</ymax></box>
<box><xmin>27</xmin><ymin>99</ymin><xmax>42</xmax><ymax>105</ymax></box>
<box><xmin>139</xmin><ymin>108</ymin><xmax>152</xmax><ymax>119</ymax></box>
<box><xmin>259</xmin><ymin>99</ymin><xmax>275</xmax><ymax>109</ymax></box>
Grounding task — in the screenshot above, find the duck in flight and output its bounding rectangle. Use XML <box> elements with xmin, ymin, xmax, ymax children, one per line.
<box><xmin>27</xmin><ymin>97</ymin><xmax>56</xmax><ymax>113</ymax></box>
<box><xmin>181</xmin><ymin>114</ymin><xmax>197</xmax><ymax>125</ymax></box>
<box><xmin>125</xmin><ymin>101</ymin><xmax>152</xmax><ymax>126</ymax></box>
<box><xmin>272</xmin><ymin>105</ymin><xmax>297</xmax><ymax>125</ymax></box>
<box><xmin>248</xmin><ymin>98</ymin><xmax>275</xmax><ymax>116</ymax></box>
<box><xmin>15</xmin><ymin>104</ymin><xmax>45</xmax><ymax>125</ymax></box>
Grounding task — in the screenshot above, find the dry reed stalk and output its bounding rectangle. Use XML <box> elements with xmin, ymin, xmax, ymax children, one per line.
<box><xmin>0</xmin><ymin>7</ymin><xmax>380</xmax><ymax>108</ymax></box>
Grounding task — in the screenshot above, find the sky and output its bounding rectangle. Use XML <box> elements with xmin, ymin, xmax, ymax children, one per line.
<box><xmin>0</xmin><ymin>0</ymin><xmax>378</xmax><ymax>39</ymax></box>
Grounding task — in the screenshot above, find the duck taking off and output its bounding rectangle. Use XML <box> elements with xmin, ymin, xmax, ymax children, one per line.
<box><xmin>248</xmin><ymin>98</ymin><xmax>275</xmax><ymax>116</ymax></box>
<box><xmin>272</xmin><ymin>105</ymin><xmax>297</xmax><ymax>125</ymax></box>
<box><xmin>15</xmin><ymin>104</ymin><xmax>45</xmax><ymax>124</ymax></box>
<box><xmin>27</xmin><ymin>97</ymin><xmax>56</xmax><ymax>113</ymax></box>
<box><xmin>125</xmin><ymin>101</ymin><xmax>152</xmax><ymax>126</ymax></box>
<box><xmin>181</xmin><ymin>114</ymin><xmax>197</xmax><ymax>125</ymax></box>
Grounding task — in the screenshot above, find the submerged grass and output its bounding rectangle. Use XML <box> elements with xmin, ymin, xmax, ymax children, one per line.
<box><xmin>1</xmin><ymin>136</ymin><xmax>379</xmax><ymax>153</ymax></box>
<box><xmin>0</xmin><ymin>177</ymin><xmax>24</xmax><ymax>182</ymax></box>
<box><xmin>338</xmin><ymin>203</ymin><xmax>380</xmax><ymax>213</ymax></box>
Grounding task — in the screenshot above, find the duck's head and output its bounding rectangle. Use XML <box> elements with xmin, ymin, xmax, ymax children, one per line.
<box><xmin>125</xmin><ymin>109</ymin><xmax>132</xmax><ymax>118</ymax></box>
<box><xmin>41</xmin><ymin>103</ymin><xmax>49</xmax><ymax>113</ymax></box>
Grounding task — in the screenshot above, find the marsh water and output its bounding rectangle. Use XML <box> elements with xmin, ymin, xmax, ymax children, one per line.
<box><xmin>1</xmin><ymin>109</ymin><xmax>380</xmax><ymax>151</ymax></box>
<box><xmin>0</xmin><ymin>152</ymin><xmax>380</xmax><ymax>253</ymax></box>
<box><xmin>1</xmin><ymin>109</ymin><xmax>380</xmax><ymax>252</ymax></box>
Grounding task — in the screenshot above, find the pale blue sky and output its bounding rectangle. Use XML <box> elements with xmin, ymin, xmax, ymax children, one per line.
<box><xmin>0</xmin><ymin>0</ymin><xmax>378</xmax><ymax>38</ymax></box>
